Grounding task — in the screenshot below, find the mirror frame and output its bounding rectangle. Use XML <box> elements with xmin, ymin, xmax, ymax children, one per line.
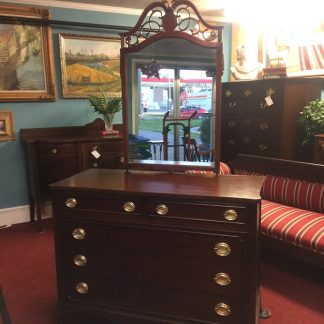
<box><xmin>120</xmin><ymin>0</ymin><xmax>224</xmax><ymax>173</ymax></box>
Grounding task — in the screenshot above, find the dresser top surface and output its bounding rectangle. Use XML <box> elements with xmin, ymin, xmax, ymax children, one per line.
<box><xmin>50</xmin><ymin>168</ymin><xmax>264</xmax><ymax>202</ymax></box>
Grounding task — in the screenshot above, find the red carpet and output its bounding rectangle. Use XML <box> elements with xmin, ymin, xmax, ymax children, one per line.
<box><xmin>1</xmin><ymin>219</ymin><xmax>323</xmax><ymax>324</ymax></box>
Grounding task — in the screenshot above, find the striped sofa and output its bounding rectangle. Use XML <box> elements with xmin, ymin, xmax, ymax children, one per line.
<box><xmin>229</xmin><ymin>154</ymin><xmax>324</xmax><ymax>268</ymax></box>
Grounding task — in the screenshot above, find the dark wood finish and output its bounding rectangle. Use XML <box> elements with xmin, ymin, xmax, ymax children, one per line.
<box><xmin>20</xmin><ymin>119</ymin><xmax>125</xmax><ymax>231</ymax></box>
<box><xmin>229</xmin><ymin>154</ymin><xmax>324</xmax><ymax>268</ymax></box>
<box><xmin>120</xmin><ymin>0</ymin><xmax>224</xmax><ymax>173</ymax></box>
<box><xmin>221</xmin><ymin>78</ymin><xmax>324</xmax><ymax>162</ymax></box>
<box><xmin>314</xmin><ymin>134</ymin><xmax>324</xmax><ymax>164</ymax></box>
<box><xmin>51</xmin><ymin>168</ymin><xmax>264</xmax><ymax>324</ymax></box>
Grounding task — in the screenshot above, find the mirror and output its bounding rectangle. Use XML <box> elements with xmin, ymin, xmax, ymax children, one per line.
<box><xmin>120</xmin><ymin>0</ymin><xmax>224</xmax><ymax>172</ymax></box>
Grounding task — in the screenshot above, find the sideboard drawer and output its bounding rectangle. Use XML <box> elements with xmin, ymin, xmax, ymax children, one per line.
<box><xmin>37</xmin><ymin>143</ymin><xmax>77</xmax><ymax>157</ymax></box>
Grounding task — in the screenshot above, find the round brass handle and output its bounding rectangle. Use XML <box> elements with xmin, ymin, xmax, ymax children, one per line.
<box><xmin>65</xmin><ymin>198</ymin><xmax>77</xmax><ymax>208</ymax></box>
<box><xmin>155</xmin><ymin>204</ymin><xmax>168</xmax><ymax>215</ymax></box>
<box><xmin>123</xmin><ymin>201</ymin><xmax>135</xmax><ymax>213</ymax></box>
<box><xmin>119</xmin><ymin>154</ymin><xmax>125</xmax><ymax>163</ymax></box>
<box><xmin>73</xmin><ymin>255</ymin><xmax>87</xmax><ymax>267</ymax></box>
<box><xmin>93</xmin><ymin>163</ymin><xmax>98</xmax><ymax>167</ymax></box>
<box><xmin>223</xmin><ymin>209</ymin><xmax>238</xmax><ymax>221</ymax></box>
<box><xmin>52</xmin><ymin>148</ymin><xmax>57</xmax><ymax>154</ymax></box>
<box><xmin>75</xmin><ymin>282</ymin><xmax>89</xmax><ymax>294</ymax></box>
<box><xmin>214</xmin><ymin>303</ymin><xmax>231</xmax><ymax>317</ymax></box>
<box><xmin>214</xmin><ymin>272</ymin><xmax>231</xmax><ymax>286</ymax></box>
<box><xmin>72</xmin><ymin>228</ymin><xmax>86</xmax><ymax>240</ymax></box>
<box><xmin>214</xmin><ymin>242</ymin><xmax>231</xmax><ymax>257</ymax></box>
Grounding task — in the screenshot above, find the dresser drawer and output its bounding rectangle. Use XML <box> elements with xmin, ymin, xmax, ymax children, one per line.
<box><xmin>148</xmin><ymin>200</ymin><xmax>249</xmax><ymax>224</ymax></box>
<box><xmin>37</xmin><ymin>143</ymin><xmax>77</xmax><ymax>157</ymax></box>
<box><xmin>59</xmin><ymin>194</ymin><xmax>142</xmax><ymax>216</ymax></box>
<box><xmin>59</xmin><ymin>222</ymin><xmax>245</xmax><ymax>298</ymax></box>
<box><xmin>63</xmin><ymin>276</ymin><xmax>243</xmax><ymax>323</ymax></box>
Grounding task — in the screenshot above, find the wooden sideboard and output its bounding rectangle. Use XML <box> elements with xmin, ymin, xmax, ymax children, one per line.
<box><xmin>51</xmin><ymin>168</ymin><xmax>264</xmax><ymax>324</ymax></box>
<box><xmin>221</xmin><ymin>78</ymin><xmax>324</xmax><ymax>162</ymax></box>
<box><xmin>314</xmin><ymin>134</ymin><xmax>324</xmax><ymax>164</ymax></box>
<box><xmin>20</xmin><ymin>119</ymin><xmax>124</xmax><ymax>231</ymax></box>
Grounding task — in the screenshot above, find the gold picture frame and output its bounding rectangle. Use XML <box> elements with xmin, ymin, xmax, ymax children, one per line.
<box><xmin>0</xmin><ymin>111</ymin><xmax>15</xmax><ymax>142</ymax></box>
<box><xmin>0</xmin><ymin>4</ymin><xmax>56</xmax><ymax>102</ymax></box>
<box><xmin>59</xmin><ymin>33</ymin><xmax>121</xmax><ymax>98</ymax></box>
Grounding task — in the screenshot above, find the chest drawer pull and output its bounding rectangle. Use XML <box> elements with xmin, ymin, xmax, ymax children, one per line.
<box><xmin>214</xmin><ymin>273</ymin><xmax>231</xmax><ymax>286</ymax></box>
<box><xmin>223</xmin><ymin>209</ymin><xmax>238</xmax><ymax>221</ymax></box>
<box><xmin>214</xmin><ymin>303</ymin><xmax>231</xmax><ymax>317</ymax></box>
<box><xmin>123</xmin><ymin>201</ymin><xmax>135</xmax><ymax>213</ymax></box>
<box><xmin>65</xmin><ymin>198</ymin><xmax>77</xmax><ymax>208</ymax></box>
<box><xmin>214</xmin><ymin>242</ymin><xmax>231</xmax><ymax>256</ymax></box>
<box><xmin>155</xmin><ymin>204</ymin><xmax>168</xmax><ymax>215</ymax></box>
<box><xmin>52</xmin><ymin>148</ymin><xmax>58</xmax><ymax>154</ymax></box>
<box><xmin>72</xmin><ymin>228</ymin><xmax>86</xmax><ymax>240</ymax></box>
<box><xmin>73</xmin><ymin>255</ymin><xmax>87</xmax><ymax>267</ymax></box>
<box><xmin>75</xmin><ymin>282</ymin><xmax>89</xmax><ymax>294</ymax></box>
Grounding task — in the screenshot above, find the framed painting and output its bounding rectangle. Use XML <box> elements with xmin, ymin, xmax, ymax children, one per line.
<box><xmin>0</xmin><ymin>111</ymin><xmax>15</xmax><ymax>142</ymax></box>
<box><xmin>0</xmin><ymin>4</ymin><xmax>56</xmax><ymax>102</ymax></box>
<box><xmin>260</xmin><ymin>21</ymin><xmax>324</xmax><ymax>77</ymax></box>
<box><xmin>59</xmin><ymin>33</ymin><xmax>121</xmax><ymax>98</ymax></box>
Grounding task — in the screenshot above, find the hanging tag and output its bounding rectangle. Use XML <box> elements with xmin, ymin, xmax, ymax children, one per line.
<box><xmin>91</xmin><ymin>149</ymin><xmax>101</xmax><ymax>159</ymax></box>
<box><xmin>265</xmin><ymin>96</ymin><xmax>273</xmax><ymax>106</ymax></box>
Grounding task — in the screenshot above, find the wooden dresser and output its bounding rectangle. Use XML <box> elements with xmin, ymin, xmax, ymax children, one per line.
<box><xmin>51</xmin><ymin>169</ymin><xmax>264</xmax><ymax>324</ymax></box>
<box><xmin>221</xmin><ymin>78</ymin><xmax>324</xmax><ymax>162</ymax></box>
<box><xmin>314</xmin><ymin>134</ymin><xmax>324</xmax><ymax>164</ymax></box>
<box><xmin>21</xmin><ymin>119</ymin><xmax>124</xmax><ymax>231</ymax></box>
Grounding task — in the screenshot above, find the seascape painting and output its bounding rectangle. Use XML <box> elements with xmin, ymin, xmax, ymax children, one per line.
<box><xmin>59</xmin><ymin>34</ymin><xmax>121</xmax><ymax>98</ymax></box>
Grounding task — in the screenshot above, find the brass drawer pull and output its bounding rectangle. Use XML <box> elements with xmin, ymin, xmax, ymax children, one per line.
<box><xmin>156</xmin><ymin>204</ymin><xmax>168</xmax><ymax>215</ymax></box>
<box><xmin>214</xmin><ymin>272</ymin><xmax>231</xmax><ymax>286</ymax></box>
<box><xmin>224</xmin><ymin>209</ymin><xmax>238</xmax><ymax>221</ymax></box>
<box><xmin>52</xmin><ymin>148</ymin><xmax>58</xmax><ymax>154</ymax></box>
<box><xmin>214</xmin><ymin>242</ymin><xmax>231</xmax><ymax>256</ymax></box>
<box><xmin>72</xmin><ymin>228</ymin><xmax>86</xmax><ymax>240</ymax></box>
<box><xmin>214</xmin><ymin>303</ymin><xmax>231</xmax><ymax>316</ymax></box>
<box><xmin>123</xmin><ymin>201</ymin><xmax>135</xmax><ymax>213</ymax></box>
<box><xmin>73</xmin><ymin>255</ymin><xmax>87</xmax><ymax>267</ymax></box>
<box><xmin>65</xmin><ymin>198</ymin><xmax>77</xmax><ymax>208</ymax></box>
<box><xmin>119</xmin><ymin>153</ymin><xmax>125</xmax><ymax>163</ymax></box>
<box><xmin>75</xmin><ymin>282</ymin><xmax>89</xmax><ymax>294</ymax></box>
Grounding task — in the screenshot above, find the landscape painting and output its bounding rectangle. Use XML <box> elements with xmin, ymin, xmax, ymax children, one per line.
<box><xmin>0</xmin><ymin>5</ymin><xmax>56</xmax><ymax>101</ymax></box>
<box><xmin>59</xmin><ymin>33</ymin><xmax>121</xmax><ymax>98</ymax></box>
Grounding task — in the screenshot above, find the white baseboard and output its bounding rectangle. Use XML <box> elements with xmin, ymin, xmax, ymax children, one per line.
<box><xmin>0</xmin><ymin>203</ymin><xmax>52</xmax><ymax>227</ymax></box>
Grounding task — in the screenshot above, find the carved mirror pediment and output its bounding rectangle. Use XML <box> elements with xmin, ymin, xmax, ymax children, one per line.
<box><xmin>120</xmin><ymin>0</ymin><xmax>224</xmax><ymax>172</ymax></box>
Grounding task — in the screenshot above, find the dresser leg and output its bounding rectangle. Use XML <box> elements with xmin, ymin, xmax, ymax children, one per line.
<box><xmin>259</xmin><ymin>299</ymin><xmax>271</xmax><ymax>319</ymax></box>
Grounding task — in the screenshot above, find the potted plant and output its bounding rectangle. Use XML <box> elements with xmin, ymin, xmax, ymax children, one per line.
<box><xmin>298</xmin><ymin>99</ymin><xmax>324</xmax><ymax>146</ymax></box>
<box><xmin>88</xmin><ymin>89</ymin><xmax>122</xmax><ymax>134</ymax></box>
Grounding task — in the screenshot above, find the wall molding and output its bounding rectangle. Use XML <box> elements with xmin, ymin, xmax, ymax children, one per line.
<box><xmin>0</xmin><ymin>203</ymin><xmax>52</xmax><ymax>227</ymax></box>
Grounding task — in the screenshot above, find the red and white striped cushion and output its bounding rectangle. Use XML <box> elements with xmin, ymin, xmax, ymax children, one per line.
<box><xmin>261</xmin><ymin>200</ymin><xmax>324</xmax><ymax>255</ymax></box>
<box><xmin>233</xmin><ymin>169</ymin><xmax>324</xmax><ymax>214</ymax></box>
<box><xmin>185</xmin><ymin>162</ymin><xmax>232</xmax><ymax>176</ymax></box>
<box><xmin>261</xmin><ymin>176</ymin><xmax>324</xmax><ymax>214</ymax></box>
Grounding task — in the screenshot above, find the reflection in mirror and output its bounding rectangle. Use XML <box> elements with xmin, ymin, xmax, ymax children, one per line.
<box><xmin>120</xmin><ymin>0</ymin><xmax>224</xmax><ymax>173</ymax></box>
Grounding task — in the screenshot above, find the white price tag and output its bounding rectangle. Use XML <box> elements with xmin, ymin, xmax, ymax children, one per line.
<box><xmin>91</xmin><ymin>150</ymin><xmax>101</xmax><ymax>159</ymax></box>
<box><xmin>265</xmin><ymin>96</ymin><xmax>273</xmax><ymax>106</ymax></box>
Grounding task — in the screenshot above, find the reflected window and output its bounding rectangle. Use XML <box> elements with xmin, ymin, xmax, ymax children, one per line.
<box><xmin>131</xmin><ymin>64</ymin><xmax>214</xmax><ymax>162</ymax></box>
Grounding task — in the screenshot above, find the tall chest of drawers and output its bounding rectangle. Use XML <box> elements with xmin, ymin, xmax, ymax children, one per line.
<box><xmin>221</xmin><ymin>78</ymin><xmax>324</xmax><ymax>162</ymax></box>
<box><xmin>51</xmin><ymin>169</ymin><xmax>264</xmax><ymax>324</ymax></box>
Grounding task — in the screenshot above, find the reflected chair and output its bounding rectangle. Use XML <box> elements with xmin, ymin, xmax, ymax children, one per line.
<box><xmin>182</xmin><ymin>137</ymin><xmax>214</xmax><ymax>162</ymax></box>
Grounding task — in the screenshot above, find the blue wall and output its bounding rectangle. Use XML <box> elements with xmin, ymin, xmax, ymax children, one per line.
<box><xmin>0</xmin><ymin>1</ymin><xmax>231</xmax><ymax>209</ymax></box>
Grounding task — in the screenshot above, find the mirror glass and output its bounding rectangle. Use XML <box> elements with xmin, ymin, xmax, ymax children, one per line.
<box><xmin>124</xmin><ymin>38</ymin><xmax>218</xmax><ymax>171</ymax></box>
